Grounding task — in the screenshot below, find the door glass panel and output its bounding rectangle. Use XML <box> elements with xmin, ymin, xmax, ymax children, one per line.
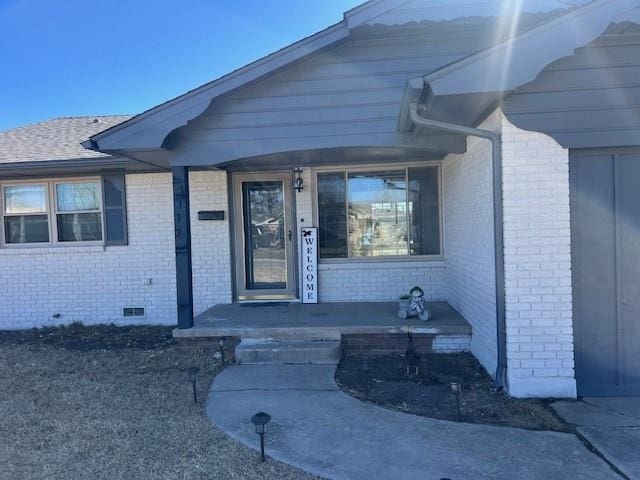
<box><xmin>242</xmin><ymin>181</ymin><xmax>286</xmax><ymax>290</ymax></box>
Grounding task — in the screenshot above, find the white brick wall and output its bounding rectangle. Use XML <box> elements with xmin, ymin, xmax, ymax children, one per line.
<box><xmin>432</xmin><ymin>334</ymin><xmax>471</xmax><ymax>353</ymax></box>
<box><xmin>0</xmin><ymin>173</ymin><xmax>177</xmax><ymax>330</ymax></box>
<box><xmin>189</xmin><ymin>170</ymin><xmax>232</xmax><ymax>314</ymax></box>
<box><xmin>501</xmin><ymin>114</ymin><xmax>576</xmax><ymax>398</ymax></box>
<box><xmin>442</xmin><ymin>112</ymin><xmax>499</xmax><ymax>374</ymax></box>
<box><xmin>318</xmin><ymin>260</ymin><xmax>447</xmax><ymax>302</ymax></box>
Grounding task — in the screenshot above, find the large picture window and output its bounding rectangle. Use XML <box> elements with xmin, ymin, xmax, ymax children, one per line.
<box><xmin>316</xmin><ymin>165</ymin><xmax>441</xmax><ymax>259</ymax></box>
<box><xmin>1</xmin><ymin>178</ymin><xmax>103</xmax><ymax>246</ymax></box>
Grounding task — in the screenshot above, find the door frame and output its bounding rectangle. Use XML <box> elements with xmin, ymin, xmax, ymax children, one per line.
<box><xmin>231</xmin><ymin>171</ymin><xmax>297</xmax><ymax>301</ymax></box>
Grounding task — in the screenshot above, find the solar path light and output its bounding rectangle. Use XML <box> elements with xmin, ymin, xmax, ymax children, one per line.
<box><xmin>450</xmin><ymin>382</ymin><xmax>462</xmax><ymax>421</ymax></box>
<box><xmin>187</xmin><ymin>367</ymin><xmax>200</xmax><ymax>404</ymax></box>
<box><xmin>251</xmin><ymin>412</ymin><xmax>272</xmax><ymax>462</ymax></box>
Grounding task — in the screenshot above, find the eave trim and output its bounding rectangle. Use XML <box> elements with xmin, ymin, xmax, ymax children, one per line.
<box><xmin>423</xmin><ymin>0</ymin><xmax>640</xmax><ymax>97</ymax></box>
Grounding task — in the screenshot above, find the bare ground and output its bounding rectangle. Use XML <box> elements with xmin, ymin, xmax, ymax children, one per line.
<box><xmin>336</xmin><ymin>353</ymin><xmax>570</xmax><ymax>432</ymax></box>
<box><xmin>0</xmin><ymin>324</ymin><xmax>316</xmax><ymax>480</ymax></box>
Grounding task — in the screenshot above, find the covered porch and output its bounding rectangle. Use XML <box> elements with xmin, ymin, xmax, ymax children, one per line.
<box><xmin>171</xmin><ymin>126</ymin><xmax>500</xmax><ymax>364</ymax></box>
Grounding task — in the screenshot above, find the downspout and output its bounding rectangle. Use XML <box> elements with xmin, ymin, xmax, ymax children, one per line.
<box><xmin>408</xmin><ymin>103</ymin><xmax>507</xmax><ymax>390</ymax></box>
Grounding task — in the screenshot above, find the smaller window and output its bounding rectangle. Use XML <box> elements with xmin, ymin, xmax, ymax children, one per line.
<box><xmin>2</xmin><ymin>184</ymin><xmax>50</xmax><ymax>244</ymax></box>
<box><xmin>55</xmin><ymin>181</ymin><xmax>103</xmax><ymax>242</ymax></box>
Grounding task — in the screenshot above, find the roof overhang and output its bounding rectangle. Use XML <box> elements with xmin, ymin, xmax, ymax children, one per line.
<box><xmin>399</xmin><ymin>0</ymin><xmax>640</xmax><ymax>132</ymax></box>
<box><xmin>0</xmin><ymin>155</ymin><xmax>169</xmax><ymax>180</ymax></box>
<box><xmin>85</xmin><ymin>1</ymin><xmax>422</xmax><ymax>156</ymax></box>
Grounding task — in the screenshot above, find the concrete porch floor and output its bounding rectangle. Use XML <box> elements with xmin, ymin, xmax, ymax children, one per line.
<box><xmin>173</xmin><ymin>301</ymin><xmax>471</xmax><ymax>340</ymax></box>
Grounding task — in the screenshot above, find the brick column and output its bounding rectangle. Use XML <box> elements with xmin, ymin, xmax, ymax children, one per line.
<box><xmin>501</xmin><ymin>114</ymin><xmax>576</xmax><ymax>398</ymax></box>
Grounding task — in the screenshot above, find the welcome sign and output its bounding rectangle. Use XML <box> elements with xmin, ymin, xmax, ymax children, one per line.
<box><xmin>301</xmin><ymin>227</ymin><xmax>318</xmax><ymax>304</ymax></box>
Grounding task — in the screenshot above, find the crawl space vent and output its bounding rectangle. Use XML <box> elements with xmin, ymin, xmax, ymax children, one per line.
<box><xmin>123</xmin><ymin>307</ymin><xmax>145</xmax><ymax>317</ymax></box>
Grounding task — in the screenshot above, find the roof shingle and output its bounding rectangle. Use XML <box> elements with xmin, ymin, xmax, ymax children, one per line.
<box><xmin>0</xmin><ymin>115</ymin><xmax>131</xmax><ymax>164</ymax></box>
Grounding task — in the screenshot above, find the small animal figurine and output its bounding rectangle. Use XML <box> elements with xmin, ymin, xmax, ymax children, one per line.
<box><xmin>398</xmin><ymin>286</ymin><xmax>431</xmax><ymax>321</ymax></box>
<box><xmin>405</xmin><ymin>332</ymin><xmax>420</xmax><ymax>376</ymax></box>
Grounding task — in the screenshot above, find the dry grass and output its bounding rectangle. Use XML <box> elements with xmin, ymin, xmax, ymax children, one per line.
<box><xmin>0</xmin><ymin>325</ymin><xmax>315</xmax><ymax>480</ymax></box>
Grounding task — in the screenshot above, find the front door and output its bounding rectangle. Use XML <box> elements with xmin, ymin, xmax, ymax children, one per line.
<box><xmin>233</xmin><ymin>172</ymin><xmax>296</xmax><ymax>301</ymax></box>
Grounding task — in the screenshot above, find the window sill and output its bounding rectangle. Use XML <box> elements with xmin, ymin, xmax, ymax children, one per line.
<box><xmin>319</xmin><ymin>257</ymin><xmax>445</xmax><ymax>269</ymax></box>
<box><xmin>0</xmin><ymin>244</ymin><xmax>106</xmax><ymax>255</ymax></box>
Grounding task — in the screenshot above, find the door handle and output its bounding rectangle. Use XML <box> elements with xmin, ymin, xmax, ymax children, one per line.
<box><xmin>288</xmin><ymin>230</ymin><xmax>292</xmax><ymax>241</ymax></box>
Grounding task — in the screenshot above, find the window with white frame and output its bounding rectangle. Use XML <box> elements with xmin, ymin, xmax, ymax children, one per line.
<box><xmin>55</xmin><ymin>181</ymin><xmax>102</xmax><ymax>242</ymax></box>
<box><xmin>2</xmin><ymin>183</ymin><xmax>50</xmax><ymax>244</ymax></box>
<box><xmin>1</xmin><ymin>178</ymin><xmax>103</xmax><ymax>245</ymax></box>
<box><xmin>316</xmin><ymin>165</ymin><xmax>441</xmax><ymax>259</ymax></box>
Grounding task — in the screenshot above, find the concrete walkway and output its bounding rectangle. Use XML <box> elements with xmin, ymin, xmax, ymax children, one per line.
<box><xmin>553</xmin><ymin>397</ymin><xmax>640</xmax><ymax>479</ymax></box>
<box><xmin>207</xmin><ymin>364</ymin><xmax>620</xmax><ymax>480</ymax></box>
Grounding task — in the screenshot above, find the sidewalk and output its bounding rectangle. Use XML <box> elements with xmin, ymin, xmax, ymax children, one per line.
<box><xmin>553</xmin><ymin>397</ymin><xmax>640</xmax><ymax>479</ymax></box>
<box><xmin>207</xmin><ymin>364</ymin><xmax>620</xmax><ymax>480</ymax></box>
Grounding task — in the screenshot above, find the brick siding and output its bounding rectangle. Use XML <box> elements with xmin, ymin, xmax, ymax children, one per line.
<box><xmin>442</xmin><ymin>112</ymin><xmax>499</xmax><ymax>374</ymax></box>
<box><xmin>0</xmin><ymin>173</ymin><xmax>177</xmax><ymax>329</ymax></box>
<box><xmin>189</xmin><ymin>170</ymin><xmax>233</xmax><ymax>314</ymax></box>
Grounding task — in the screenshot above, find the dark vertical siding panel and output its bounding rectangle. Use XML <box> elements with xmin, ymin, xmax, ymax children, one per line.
<box><xmin>102</xmin><ymin>173</ymin><xmax>128</xmax><ymax>246</ymax></box>
<box><xmin>616</xmin><ymin>154</ymin><xmax>640</xmax><ymax>387</ymax></box>
<box><xmin>571</xmin><ymin>150</ymin><xmax>640</xmax><ymax>395</ymax></box>
<box><xmin>570</xmin><ymin>154</ymin><xmax>618</xmax><ymax>393</ymax></box>
<box><xmin>172</xmin><ymin>167</ymin><xmax>194</xmax><ymax>329</ymax></box>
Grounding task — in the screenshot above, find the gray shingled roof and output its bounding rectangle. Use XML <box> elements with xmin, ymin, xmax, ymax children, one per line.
<box><xmin>0</xmin><ymin>115</ymin><xmax>131</xmax><ymax>164</ymax></box>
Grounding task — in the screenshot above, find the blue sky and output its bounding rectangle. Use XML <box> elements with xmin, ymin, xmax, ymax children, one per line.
<box><xmin>0</xmin><ymin>0</ymin><xmax>362</xmax><ymax>131</ymax></box>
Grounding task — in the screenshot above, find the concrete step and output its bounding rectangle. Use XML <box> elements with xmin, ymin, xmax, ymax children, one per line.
<box><xmin>239</xmin><ymin>329</ymin><xmax>341</xmax><ymax>342</ymax></box>
<box><xmin>235</xmin><ymin>339</ymin><xmax>342</xmax><ymax>365</ymax></box>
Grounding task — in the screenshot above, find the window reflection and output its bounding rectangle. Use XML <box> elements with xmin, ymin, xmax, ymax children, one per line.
<box><xmin>56</xmin><ymin>182</ymin><xmax>102</xmax><ymax>242</ymax></box>
<box><xmin>348</xmin><ymin>171</ymin><xmax>408</xmax><ymax>257</ymax></box>
<box><xmin>56</xmin><ymin>183</ymin><xmax>100</xmax><ymax>212</ymax></box>
<box><xmin>3</xmin><ymin>185</ymin><xmax>47</xmax><ymax>214</ymax></box>
<box><xmin>317</xmin><ymin>166</ymin><xmax>441</xmax><ymax>259</ymax></box>
<box><xmin>243</xmin><ymin>181</ymin><xmax>286</xmax><ymax>289</ymax></box>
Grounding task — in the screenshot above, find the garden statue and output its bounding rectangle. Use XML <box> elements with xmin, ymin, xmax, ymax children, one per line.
<box><xmin>398</xmin><ymin>286</ymin><xmax>431</xmax><ymax>321</ymax></box>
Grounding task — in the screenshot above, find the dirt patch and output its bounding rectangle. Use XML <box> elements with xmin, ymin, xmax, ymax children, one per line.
<box><xmin>0</xmin><ymin>324</ymin><xmax>315</xmax><ymax>480</ymax></box>
<box><xmin>0</xmin><ymin>323</ymin><xmax>176</xmax><ymax>350</ymax></box>
<box><xmin>336</xmin><ymin>353</ymin><xmax>570</xmax><ymax>432</ymax></box>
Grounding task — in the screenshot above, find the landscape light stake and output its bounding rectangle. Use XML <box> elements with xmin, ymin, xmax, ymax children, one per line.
<box><xmin>218</xmin><ymin>338</ymin><xmax>226</xmax><ymax>365</ymax></box>
<box><xmin>187</xmin><ymin>367</ymin><xmax>200</xmax><ymax>404</ymax></box>
<box><xmin>450</xmin><ymin>382</ymin><xmax>462</xmax><ymax>421</ymax></box>
<box><xmin>251</xmin><ymin>412</ymin><xmax>271</xmax><ymax>463</ymax></box>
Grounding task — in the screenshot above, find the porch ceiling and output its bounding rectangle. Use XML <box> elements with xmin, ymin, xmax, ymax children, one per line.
<box><xmin>215</xmin><ymin>146</ymin><xmax>446</xmax><ymax>171</ymax></box>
